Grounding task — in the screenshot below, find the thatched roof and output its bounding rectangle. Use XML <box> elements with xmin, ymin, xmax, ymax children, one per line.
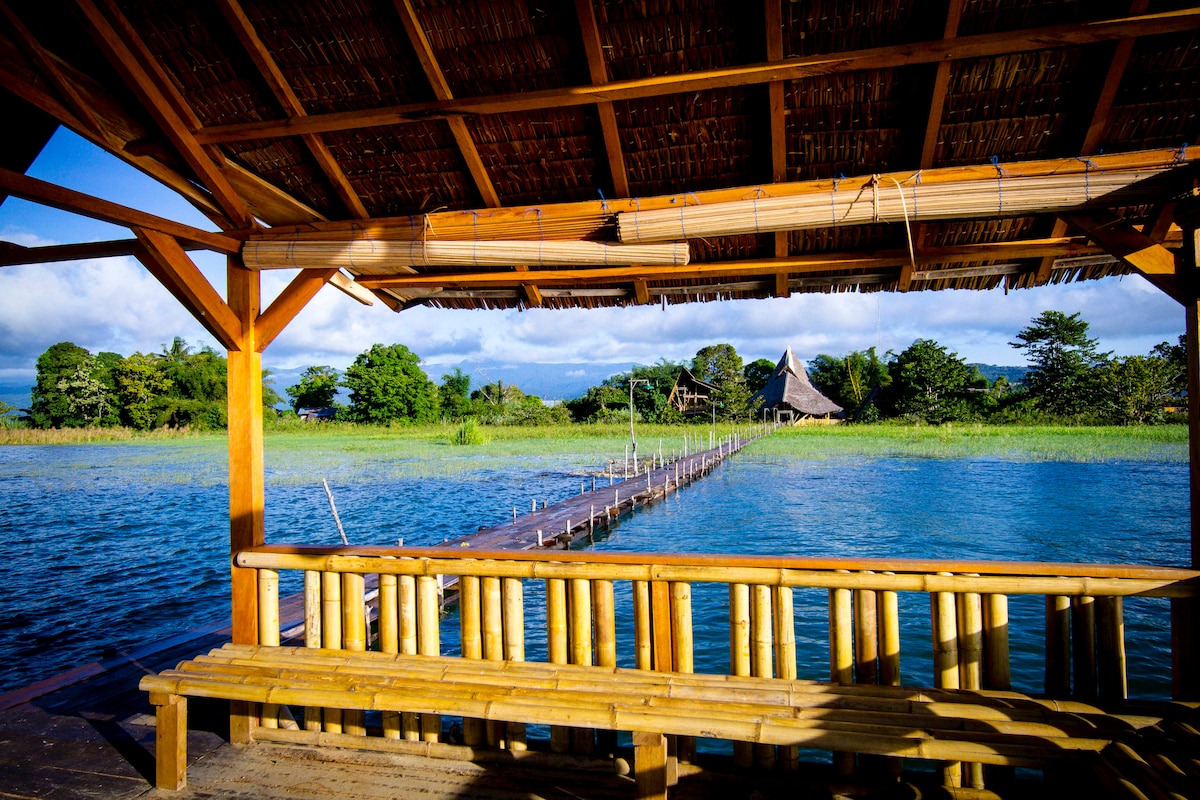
<box><xmin>753</xmin><ymin>349</ymin><xmax>842</xmax><ymax>417</ymax></box>
<box><xmin>2</xmin><ymin>2</ymin><xmax>1199</xmax><ymax>315</ymax></box>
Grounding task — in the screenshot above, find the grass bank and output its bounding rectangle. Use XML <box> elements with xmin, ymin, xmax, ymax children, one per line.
<box><xmin>2</xmin><ymin>422</ymin><xmax>1187</xmax><ymax>464</ymax></box>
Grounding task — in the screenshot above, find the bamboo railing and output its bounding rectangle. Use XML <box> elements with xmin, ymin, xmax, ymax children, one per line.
<box><xmin>236</xmin><ymin>546</ymin><xmax>1200</xmax><ymax>787</ymax></box>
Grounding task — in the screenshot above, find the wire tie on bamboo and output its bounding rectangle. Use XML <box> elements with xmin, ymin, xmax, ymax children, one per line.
<box><xmin>830</xmin><ymin>173</ymin><xmax>842</xmax><ymax>226</ymax></box>
<box><xmin>632</xmin><ymin>197</ymin><xmax>642</xmax><ymax>242</ymax></box>
<box><xmin>1174</xmin><ymin>142</ymin><xmax>1189</xmax><ymax>163</ymax></box>
<box><xmin>1074</xmin><ymin>157</ymin><xmax>1098</xmax><ymax>203</ymax></box>
<box><xmin>989</xmin><ymin>155</ymin><xmax>1011</xmax><ymax>215</ymax></box>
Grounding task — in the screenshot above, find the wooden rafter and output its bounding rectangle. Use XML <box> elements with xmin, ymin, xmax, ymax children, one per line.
<box><xmin>1064</xmin><ymin>211</ymin><xmax>1183</xmax><ymax>303</ymax></box>
<box><xmin>214</xmin><ymin>0</ymin><xmax>369</xmax><ymax>220</ymax></box>
<box><xmin>575</xmin><ymin>0</ymin><xmax>629</xmax><ymax>198</ymax></box>
<box><xmin>134</xmin><ymin>228</ymin><xmax>242</xmax><ymax>350</ymax></box>
<box><xmin>0</xmin><ymin>237</ymin><xmax>205</xmax><ymax>267</ymax></box>
<box><xmin>194</xmin><ymin>9</ymin><xmax>1200</xmax><ymax>145</ymax></box>
<box><xmin>0</xmin><ymin>166</ymin><xmax>242</xmax><ymax>253</ymax></box>
<box><xmin>0</xmin><ymin>1</ymin><xmax>109</xmax><ymax>146</ymax></box>
<box><xmin>74</xmin><ymin>0</ymin><xmax>254</xmax><ymax>229</ymax></box>
<box><xmin>765</xmin><ymin>0</ymin><xmax>789</xmax><ymax>269</ymax></box>
<box><xmin>391</xmin><ymin>0</ymin><xmax>500</xmax><ymax>209</ymax></box>
<box><xmin>1035</xmin><ymin>0</ymin><xmax>1151</xmax><ymax>284</ymax></box>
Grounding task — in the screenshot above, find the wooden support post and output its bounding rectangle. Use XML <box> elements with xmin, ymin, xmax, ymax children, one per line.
<box><xmin>633</xmin><ymin>731</ymin><xmax>669</xmax><ymax>800</ymax></box>
<box><xmin>1181</xmin><ymin>208</ymin><xmax>1200</xmax><ymax>699</ymax></box>
<box><xmin>226</xmin><ymin>260</ymin><xmax>261</xmax><ymax>741</ymax></box>
<box><xmin>150</xmin><ymin>692</ymin><xmax>187</xmax><ymax>790</ymax></box>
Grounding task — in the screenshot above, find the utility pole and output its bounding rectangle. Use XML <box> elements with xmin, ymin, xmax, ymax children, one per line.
<box><xmin>629</xmin><ymin>377</ymin><xmax>648</xmax><ymax>467</ymax></box>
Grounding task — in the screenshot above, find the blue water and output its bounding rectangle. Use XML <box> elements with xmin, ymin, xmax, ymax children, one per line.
<box><xmin>0</xmin><ymin>442</ymin><xmax>1189</xmax><ymax>697</ymax></box>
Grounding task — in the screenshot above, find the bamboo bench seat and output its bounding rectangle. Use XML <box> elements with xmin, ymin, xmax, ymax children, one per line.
<box><xmin>135</xmin><ymin>643</ymin><xmax>1192</xmax><ymax>798</ymax></box>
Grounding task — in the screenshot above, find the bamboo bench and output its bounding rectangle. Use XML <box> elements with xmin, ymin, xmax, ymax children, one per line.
<box><xmin>138</xmin><ymin>643</ymin><xmax>1168</xmax><ymax>798</ymax></box>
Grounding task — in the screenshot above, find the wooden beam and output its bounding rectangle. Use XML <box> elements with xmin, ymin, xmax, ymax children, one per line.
<box><xmin>214</xmin><ymin>0</ymin><xmax>369</xmax><ymax>219</ymax></box>
<box><xmin>75</xmin><ymin>0</ymin><xmax>254</xmax><ymax>228</ymax></box>
<box><xmin>1063</xmin><ymin>212</ymin><xmax>1177</xmax><ymax>275</ymax></box>
<box><xmin>1064</xmin><ymin>212</ymin><xmax>1184</xmax><ymax>303</ymax></box>
<box><xmin>226</xmin><ymin>258</ymin><xmax>262</xmax><ymax>648</ymax></box>
<box><xmin>390</xmin><ymin>0</ymin><xmax>501</xmax><ymax>208</ymax></box>
<box><xmin>633</xmin><ymin>278</ymin><xmax>650</xmax><ymax>305</ymax></box>
<box><xmin>195</xmin><ymin>9</ymin><xmax>1200</xmax><ymax>145</ymax></box>
<box><xmin>773</xmin><ymin>270</ymin><xmax>790</xmax><ymax>298</ymax></box>
<box><xmin>329</xmin><ymin>271</ymin><xmax>376</xmax><ymax>306</ymax></box>
<box><xmin>0</xmin><ymin>237</ymin><xmax>205</xmax><ymax>267</ymax></box>
<box><xmin>0</xmin><ymin>166</ymin><xmax>242</xmax><ymax>253</ymax></box>
<box><xmin>134</xmin><ymin>228</ymin><xmax>243</xmax><ymax>350</ymax></box>
<box><xmin>522</xmin><ymin>283</ymin><xmax>544</xmax><ymax>307</ymax></box>
<box><xmin>355</xmin><ymin>236</ymin><xmax>1122</xmax><ymax>290</ymax></box>
<box><xmin>575</xmin><ymin>0</ymin><xmax>629</xmax><ymax>198</ymax></box>
<box><xmin>254</xmin><ymin>267</ymin><xmax>339</xmax><ymax>353</ymax></box>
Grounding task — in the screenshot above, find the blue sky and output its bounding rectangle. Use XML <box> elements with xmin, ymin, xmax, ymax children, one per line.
<box><xmin>0</xmin><ymin>128</ymin><xmax>1187</xmax><ymax>400</ymax></box>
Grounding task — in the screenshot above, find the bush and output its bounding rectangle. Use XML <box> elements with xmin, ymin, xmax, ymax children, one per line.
<box><xmin>451</xmin><ymin>417</ymin><xmax>490</xmax><ymax>445</ymax></box>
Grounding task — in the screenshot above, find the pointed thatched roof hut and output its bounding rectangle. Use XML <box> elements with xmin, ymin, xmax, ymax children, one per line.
<box><xmin>753</xmin><ymin>348</ymin><xmax>842</xmax><ymax>421</ymax></box>
<box><xmin>667</xmin><ymin>368</ymin><xmax>718</xmax><ymax>417</ymax></box>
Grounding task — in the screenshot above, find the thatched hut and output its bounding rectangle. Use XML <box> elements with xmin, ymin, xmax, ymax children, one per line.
<box><xmin>753</xmin><ymin>348</ymin><xmax>842</xmax><ymax>423</ymax></box>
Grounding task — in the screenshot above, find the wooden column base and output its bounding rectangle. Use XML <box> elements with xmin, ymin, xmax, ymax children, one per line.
<box><xmin>632</xmin><ymin>730</ymin><xmax>675</xmax><ymax>800</ymax></box>
<box><xmin>149</xmin><ymin>692</ymin><xmax>187</xmax><ymax>790</ymax></box>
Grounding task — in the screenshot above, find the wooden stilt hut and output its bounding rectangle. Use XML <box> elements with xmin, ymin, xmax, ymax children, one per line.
<box><xmin>752</xmin><ymin>347</ymin><xmax>842</xmax><ymax>424</ymax></box>
<box><xmin>667</xmin><ymin>368</ymin><xmax>718</xmax><ymax>417</ymax></box>
<box><xmin>3</xmin><ymin>3</ymin><xmax>1200</xmax><ymax>797</ymax></box>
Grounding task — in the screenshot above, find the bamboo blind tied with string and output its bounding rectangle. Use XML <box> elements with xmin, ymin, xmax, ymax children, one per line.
<box><xmin>242</xmin><ymin>239</ymin><xmax>690</xmax><ymax>272</ymax></box>
<box><xmin>614</xmin><ymin>168</ymin><xmax>1175</xmax><ymax>243</ymax></box>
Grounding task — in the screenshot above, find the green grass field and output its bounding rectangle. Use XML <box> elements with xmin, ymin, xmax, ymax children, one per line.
<box><xmin>2</xmin><ymin>421</ymin><xmax>1187</xmax><ymax>465</ymax></box>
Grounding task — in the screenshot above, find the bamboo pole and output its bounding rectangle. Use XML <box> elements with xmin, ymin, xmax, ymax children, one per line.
<box><xmin>651</xmin><ymin>581</ymin><xmax>674</xmax><ymax>672</ymax></box>
<box><xmin>829</xmin><ymin>585</ymin><xmax>854</xmax><ymax>775</ymax></box>
<box><xmin>569</xmin><ymin>578</ymin><xmax>594</xmax><ymax>754</ymax></box>
<box><xmin>773</xmin><ymin>586</ymin><xmax>799</xmax><ymax>770</ymax></box>
<box><xmin>503</xmin><ymin>577</ymin><xmax>526</xmax><ymax>751</ymax></box>
<box><xmin>854</xmin><ymin>585</ymin><xmax>878</xmax><ymax>686</ymax></box>
<box><xmin>481</xmin><ymin>576</ymin><xmax>505</xmax><ymax>748</ymax></box>
<box><xmin>303</xmin><ymin>570</ymin><xmax>322</xmax><ymax>732</ymax></box>
<box><xmin>672</xmin><ymin>581</ymin><xmax>696</xmax><ymax>764</ymax></box>
<box><xmin>932</xmin><ymin>582</ymin><xmax>961</xmax><ymax>788</ymax></box>
<box><xmin>257</xmin><ymin>569</ymin><xmax>280</xmax><ymax>730</ymax></box>
<box><xmin>1046</xmin><ymin>595</ymin><xmax>1072</xmax><ymax>697</ymax></box>
<box><xmin>1097</xmin><ymin>595</ymin><xmax>1128</xmax><ymax>701</ymax></box>
<box><xmin>398</xmin><ymin>573</ymin><xmax>419</xmax><ymax>740</ymax></box>
<box><xmin>416</xmin><ymin>575</ymin><xmax>441</xmax><ymax>743</ymax></box>
<box><xmin>341</xmin><ymin>572</ymin><xmax>367</xmax><ymax>735</ymax></box>
<box><xmin>321</xmin><ymin>571</ymin><xmax>342</xmax><ymax>734</ymax></box>
<box><xmin>1073</xmin><ymin>595</ymin><xmax>1098</xmax><ymax>700</ymax></box>
<box><xmin>377</xmin><ymin>572</ymin><xmax>400</xmax><ymax>738</ymax></box>
<box><xmin>878</xmin><ymin>586</ymin><xmax>901</xmax><ymax>687</ymax></box>
<box><xmin>957</xmin><ymin>587</ymin><xmax>984</xmax><ymax>790</ymax></box>
<box><xmin>982</xmin><ymin>594</ymin><xmax>1011</xmax><ymax>691</ymax></box>
<box><xmin>730</xmin><ymin>583</ymin><xmax>753</xmax><ymax>768</ymax></box>
<box><xmin>546</xmin><ymin>578</ymin><xmax>569</xmax><ymax>754</ymax></box>
<box><xmin>459</xmin><ymin>575</ymin><xmax>485</xmax><ymax>746</ymax></box>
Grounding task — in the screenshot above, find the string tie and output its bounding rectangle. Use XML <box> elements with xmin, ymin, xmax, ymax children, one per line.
<box><xmin>830</xmin><ymin>173</ymin><xmax>844</xmax><ymax>225</ymax></box>
<box><xmin>1175</xmin><ymin>142</ymin><xmax>1189</xmax><ymax>163</ymax></box>
<box><xmin>597</xmin><ymin>188</ymin><xmax>610</xmax><ymax>217</ymax></box>
<box><xmin>750</xmin><ymin>187</ymin><xmax>768</xmax><ymax>233</ymax></box>
<box><xmin>632</xmin><ymin>197</ymin><xmax>642</xmax><ymax>242</ymax></box>
<box><xmin>523</xmin><ymin>208</ymin><xmax>545</xmax><ymax>265</ymax></box>
<box><xmin>990</xmin><ymin>156</ymin><xmax>1010</xmax><ymax>214</ymax></box>
<box><xmin>1075</xmin><ymin>157</ymin><xmax>1098</xmax><ymax>203</ymax></box>
<box><xmin>467</xmin><ymin>210</ymin><xmax>481</xmax><ymax>267</ymax></box>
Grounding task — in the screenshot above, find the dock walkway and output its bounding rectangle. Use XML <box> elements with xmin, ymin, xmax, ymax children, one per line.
<box><xmin>447</xmin><ymin>430</ymin><xmax>754</xmax><ymax>552</ymax></box>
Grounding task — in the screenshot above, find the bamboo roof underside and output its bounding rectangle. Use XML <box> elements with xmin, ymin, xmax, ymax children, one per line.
<box><xmin>3</xmin><ymin>1</ymin><xmax>1200</xmax><ymax>312</ymax></box>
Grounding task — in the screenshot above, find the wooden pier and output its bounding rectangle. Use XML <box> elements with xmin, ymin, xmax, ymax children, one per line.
<box><xmin>447</xmin><ymin>427</ymin><xmax>763</xmax><ymax>553</ymax></box>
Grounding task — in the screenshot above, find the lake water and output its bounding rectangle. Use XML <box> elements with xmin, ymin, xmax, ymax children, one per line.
<box><xmin>0</xmin><ymin>439</ymin><xmax>1189</xmax><ymax>697</ymax></box>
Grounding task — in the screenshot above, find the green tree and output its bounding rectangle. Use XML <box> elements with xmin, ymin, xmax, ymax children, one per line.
<box><xmin>287</xmin><ymin>366</ymin><xmax>341</xmax><ymax>412</ymax></box>
<box><xmin>1150</xmin><ymin>336</ymin><xmax>1187</xmax><ymax>397</ymax></box>
<box><xmin>1011</xmin><ymin>311</ymin><xmax>1109</xmax><ymax>418</ymax></box>
<box><xmin>692</xmin><ymin>344</ymin><xmax>755</xmax><ymax>421</ymax></box>
<box><xmin>113</xmin><ymin>352</ymin><xmax>171</xmax><ymax>430</ymax></box>
<box><xmin>1100</xmin><ymin>354</ymin><xmax>1177</xmax><ymax>424</ymax></box>
<box><xmin>809</xmin><ymin>348</ymin><xmax>890</xmax><ymax>412</ymax></box>
<box><xmin>30</xmin><ymin>341</ymin><xmax>93</xmax><ymax>428</ymax></box>
<box><xmin>887</xmin><ymin>339</ymin><xmax>981</xmax><ymax>423</ymax></box>
<box><xmin>343</xmin><ymin>343</ymin><xmax>439</xmax><ymax>424</ymax></box>
<box><xmin>56</xmin><ymin>353</ymin><xmax>114</xmax><ymax>426</ymax></box>
<box><xmin>438</xmin><ymin>368</ymin><xmax>472</xmax><ymax>421</ymax></box>
<box><xmin>743</xmin><ymin>358</ymin><xmax>775</xmax><ymax>395</ymax></box>
<box><xmin>155</xmin><ymin>339</ymin><xmax>228</xmax><ymax>429</ymax></box>
<box><xmin>0</xmin><ymin>400</ymin><xmax>18</xmax><ymax>427</ymax></box>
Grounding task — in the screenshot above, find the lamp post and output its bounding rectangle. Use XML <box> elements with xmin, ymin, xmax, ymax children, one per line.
<box><xmin>629</xmin><ymin>378</ymin><xmax>648</xmax><ymax>469</ymax></box>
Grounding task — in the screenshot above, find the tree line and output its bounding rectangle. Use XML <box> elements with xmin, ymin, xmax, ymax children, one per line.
<box><xmin>12</xmin><ymin>310</ymin><xmax>1185</xmax><ymax>431</ymax></box>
